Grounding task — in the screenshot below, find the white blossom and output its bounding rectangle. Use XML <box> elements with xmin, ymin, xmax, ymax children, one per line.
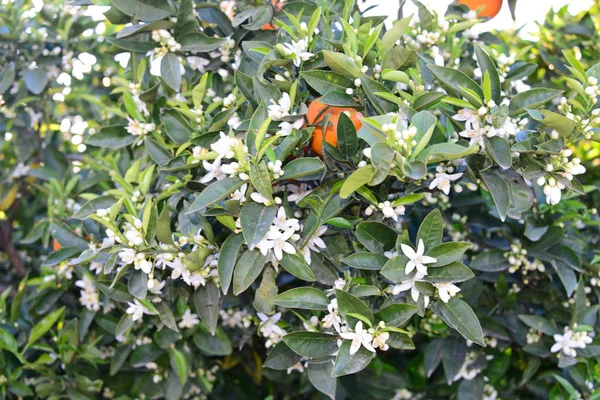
<box><xmin>400</xmin><ymin>239</ymin><xmax>437</xmax><ymax>276</ymax></box>
<box><xmin>339</xmin><ymin>321</ymin><xmax>376</xmax><ymax>355</ymax></box>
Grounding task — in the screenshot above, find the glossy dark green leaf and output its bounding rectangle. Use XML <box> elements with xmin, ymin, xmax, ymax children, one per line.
<box><xmin>187</xmin><ymin>177</ymin><xmax>244</xmax><ymax>213</ymax></box>
<box><xmin>217</xmin><ymin>234</ymin><xmax>245</xmax><ymax>295</ymax></box>
<box><xmin>194</xmin><ymin>282</ymin><xmax>220</xmax><ymax>335</ymax></box>
<box><xmin>272</xmin><ymin>287</ymin><xmax>329</xmax><ymax>310</ymax></box>
<box><xmin>283</xmin><ymin>332</ymin><xmax>339</xmax><ymax>358</ymax></box>
<box><xmin>232</xmin><ymin>249</ymin><xmax>268</xmax><ymax>295</ymax></box>
<box><xmin>240</xmin><ymin>203</ymin><xmax>277</xmax><ymax>248</ymax></box>
<box><xmin>431</xmin><ymin>298</ymin><xmax>485</xmax><ymax>346</ymax></box>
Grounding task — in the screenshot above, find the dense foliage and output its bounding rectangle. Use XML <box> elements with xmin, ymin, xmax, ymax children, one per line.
<box><xmin>1</xmin><ymin>0</ymin><xmax>600</xmax><ymax>399</ymax></box>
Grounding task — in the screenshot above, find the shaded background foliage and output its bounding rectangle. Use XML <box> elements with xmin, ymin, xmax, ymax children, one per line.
<box><xmin>0</xmin><ymin>0</ymin><xmax>599</xmax><ymax>399</ymax></box>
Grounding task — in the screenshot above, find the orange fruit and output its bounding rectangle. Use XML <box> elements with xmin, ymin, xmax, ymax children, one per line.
<box><xmin>457</xmin><ymin>0</ymin><xmax>502</xmax><ymax>19</ymax></box>
<box><xmin>306</xmin><ymin>98</ymin><xmax>362</xmax><ymax>156</ymax></box>
<box><xmin>52</xmin><ymin>239</ymin><xmax>61</xmax><ymax>251</ymax></box>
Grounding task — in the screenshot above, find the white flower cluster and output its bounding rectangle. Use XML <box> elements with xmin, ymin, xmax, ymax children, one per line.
<box><xmin>429</xmin><ymin>163</ymin><xmax>463</xmax><ymax>195</ymax></box>
<box><xmin>211</xmin><ymin>37</ymin><xmax>236</xmax><ymax>63</ymax></box>
<box><xmin>453</xmin><ymin>351</ymin><xmax>482</xmax><ymax>381</ymax></box>
<box><xmin>219</xmin><ymin>308</ymin><xmax>252</xmax><ymax>328</ymax></box>
<box><xmin>151</xmin><ymin>29</ymin><xmax>181</xmax><ymax>55</ymax></box>
<box><xmin>504</xmin><ymin>241</ymin><xmax>545</xmax><ymax>275</ymax></box>
<box><xmin>453</xmin><ymin>103</ymin><xmax>516</xmax><ymax>148</ymax></box>
<box><xmin>195</xmin><ymin>132</ymin><xmax>248</xmax><ymax>183</ymax></box>
<box><xmin>279</xmin><ymin>38</ymin><xmax>314</xmax><ymax>67</ymax></box>
<box><xmin>157</xmin><ymin>247</ymin><xmax>219</xmax><ymax>289</ymax></box>
<box><xmin>387</xmin><ymin>239</ymin><xmax>460</xmax><ymax>306</ymax></box>
<box><xmin>128</xmin><ymin>82</ymin><xmax>149</xmax><ymax>116</ymax></box>
<box><xmin>558</xmin><ymin>97</ymin><xmax>599</xmax><ymax>139</ymax></box>
<box><xmin>257</xmin><ymin>312</ymin><xmax>287</xmax><ymax>348</ymax></box>
<box><xmin>551</xmin><ymin>325</ymin><xmax>593</xmax><ymax>357</ymax></box>
<box><xmin>255</xmin><ymin>207</ymin><xmax>300</xmax><ymax>261</ymax></box>
<box><xmin>584</xmin><ymin>76</ymin><xmax>600</xmax><ymax>102</ymax></box>
<box><xmin>372</xmin><ymin>201</ymin><xmax>405</xmax><ymax>222</ymax></box>
<box><xmin>534</xmin><ymin>148</ymin><xmax>585</xmax><ymax>205</ymax></box>
<box><xmin>75</xmin><ymin>275</ymin><xmax>101</xmax><ymax>312</ymax></box>
<box><xmin>410</xmin><ymin>27</ymin><xmax>443</xmax><ymax>47</ymax></box>
<box><xmin>384</xmin><ymin>123</ymin><xmax>417</xmax><ymax>154</ymax></box>
<box><xmin>125</xmin><ymin>118</ymin><xmax>155</xmax><ymax>137</ymax></box>
<box><xmin>526</xmin><ymin>328</ymin><xmax>541</xmax><ymax>344</ymax></box>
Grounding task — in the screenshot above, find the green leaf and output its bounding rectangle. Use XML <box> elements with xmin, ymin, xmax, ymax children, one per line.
<box><xmin>161</xmin><ymin>52</ymin><xmax>181</xmax><ymax>91</ymax></box>
<box><xmin>308</xmin><ymin>361</ymin><xmax>337</xmax><ymax>400</ymax></box>
<box><xmin>187</xmin><ymin>177</ymin><xmax>244</xmax><ymax>213</ymax></box>
<box><xmin>25</xmin><ymin>307</ymin><xmax>65</xmax><ymax>350</ymax></box>
<box><xmin>194</xmin><ymin>281</ymin><xmax>220</xmax><ymax>335</ymax></box>
<box><xmin>280</xmin><ymin>158</ymin><xmax>325</xmax><ymax>181</ymax></box>
<box><xmin>427</xmin><ymin>65</ymin><xmax>483</xmax><ymax>106</ymax></box>
<box><xmin>322</xmin><ymin>51</ymin><xmax>360</xmax><ymax>78</ymax></box>
<box><xmin>283</xmin><ymin>332</ymin><xmax>339</xmax><ymax>358</ymax></box>
<box><xmin>250</xmin><ymin>162</ymin><xmax>273</xmax><ymax>202</ymax></box>
<box><xmin>369</xmin><ymin>142</ymin><xmax>395</xmax><ymax>185</ymax></box>
<box><xmin>233</xmin><ymin>250</ymin><xmax>268</xmax><ymax>295</ymax></box>
<box><xmin>340</xmin><ymin>165</ymin><xmax>375</xmax><ymax>199</ymax></box>
<box><xmin>156</xmin><ymin>301</ymin><xmax>179</xmax><ymax>333</ymax></box>
<box><xmin>425</xmin><ymin>262</ymin><xmax>475</xmax><ymax>283</ymax></box>
<box><xmin>0</xmin><ymin>64</ymin><xmax>16</xmax><ymax>95</ymax></box>
<box><xmin>193</xmin><ymin>325</ymin><xmax>232</xmax><ymax>356</ymax></box>
<box><xmin>360</xmin><ymin>75</ymin><xmax>397</xmax><ymax>114</ymax></box>
<box><xmin>336</xmin><ymin>112</ymin><xmax>359</xmax><ymax>159</ymax></box>
<box><xmin>335</xmin><ymin>289</ymin><xmax>374</xmax><ymax>326</ymax></box>
<box><xmin>253</xmin><ymin>267</ymin><xmax>278</xmax><ymax>314</ymax></box>
<box><xmin>508</xmin><ymin>88</ymin><xmax>563</xmax><ymax>116</ymax></box>
<box><xmin>376</xmin><ymin>303</ymin><xmax>419</xmax><ymax>326</ymax></box>
<box><xmin>217</xmin><ymin>234</ymin><xmax>245</xmax><ymax>295</ymax></box>
<box><xmin>0</xmin><ymin>328</ymin><xmax>23</xmax><ymax>362</ymax></box>
<box><xmin>470</xmin><ymin>249</ymin><xmax>510</xmax><ymax>272</ymax></box>
<box><xmin>272</xmin><ymin>287</ymin><xmax>329</xmax><ymax>310</ymax></box>
<box><xmin>416</xmin><ymin>142</ymin><xmax>478</xmax><ymax>164</ymax></box>
<box><xmin>156</xmin><ymin>205</ymin><xmax>174</xmax><ymax>246</ymax></box>
<box><xmin>332</xmin><ymin>340</ymin><xmax>375</xmax><ymax>377</ymax></box>
<box><xmin>474</xmin><ymin>45</ymin><xmax>501</xmax><ymax>103</ymax></box>
<box><xmin>85</xmin><ymin>126</ymin><xmax>136</xmax><ymax>149</ymax></box>
<box><xmin>480</xmin><ymin>169</ymin><xmax>510</xmax><ymax>221</ymax></box>
<box><xmin>23</xmin><ymin>68</ymin><xmax>49</xmax><ymax>95</ymax></box>
<box><xmin>518</xmin><ymin>315</ymin><xmax>558</xmax><ymax>336</ymax></box>
<box><xmin>430</xmin><ymin>298</ymin><xmax>485</xmax><ymax>346</ymax></box>
<box><xmin>527</xmin><ymin>109</ymin><xmax>577</xmax><ymax>138</ymax></box>
<box><xmin>301</xmin><ymin>70</ymin><xmax>354</xmax><ymax>95</ymax></box>
<box><xmin>356</xmin><ymin>222</ymin><xmax>396</xmax><ymax>253</ymax></box>
<box><xmin>417</xmin><ymin>209</ymin><xmax>443</xmax><ymax>251</ymax></box>
<box><xmin>170</xmin><ymin>348</ymin><xmax>187</xmax><ymax>385</ymax></box>
<box><xmin>341</xmin><ymin>252</ymin><xmax>388</xmax><ymax>270</ymax></box>
<box><xmin>484</xmin><ymin>136</ymin><xmax>512</xmax><ymax>169</ymax></box>
<box><xmin>381</xmin><ymin>14</ymin><xmax>412</xmax><ymax>51</ymax></box>
<box><xmin>427</xmin><ymin>242</ymin><xmax>471</xmax><ymax>267</ymax></box>
<box><xmin>280</xmin><ymin>253</ymin><xmax>317</xmax><ymax>282</ymax></box>
<box><xmin>413</xmin><ymin>92</ymin><xmax>445</xmax><ymax>111</ymax></box>
<box><xmin>240</xmin><ymin>203</ymin><xmax>277</xmax><ymax>248</ymax></box>
<box><xmin>160</xmin><ymin>109</ymin><xmax>193</xmax><ymax>144</ymax></box>
<box><xmin>264</xmin><ymin>343</ymin><xmax>302</xmax><ymax>370</ymax></box>
<box><xmin>380</xmin><ymin>255</ymin><xmax>410</xmax><ymax>282</ymax></box>
<box><xmin>112</xmin><ymin>0</ymin><xmax>171</xmax><ymax>21</ymax></box>
<box><xmin>128</xmin><ymin>270</ymin><xmax>148</xmax><ymax>299</ymax></box>
<box><xmin>319</xmin><ymin>91</ymin><xmax>360</xmax><ymax>107</ymax></box>
<box><xmin>411</xmin><ymin>110</ymin><xmax>437</xmax><ymax>158</ymax></box>
<box><xmin>41</xmin><ymin>247</ymin><xmax>82</xmax><ymax>267</ymax></box>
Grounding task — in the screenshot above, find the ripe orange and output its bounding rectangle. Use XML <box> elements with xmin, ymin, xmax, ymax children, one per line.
<box><xmin>457</xmin><ymin>0</ymin><xmax>502</xmax><ymax>19</ymax></box>
<box><xmin>52</xmin><ymin>239</ymin><xmax>61</xmax><ymax>251</ymax></box>
<box><xmin>306</xmin><ymin>98</ymin><xmax>362</xmax><ymax>156</ymax></box>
